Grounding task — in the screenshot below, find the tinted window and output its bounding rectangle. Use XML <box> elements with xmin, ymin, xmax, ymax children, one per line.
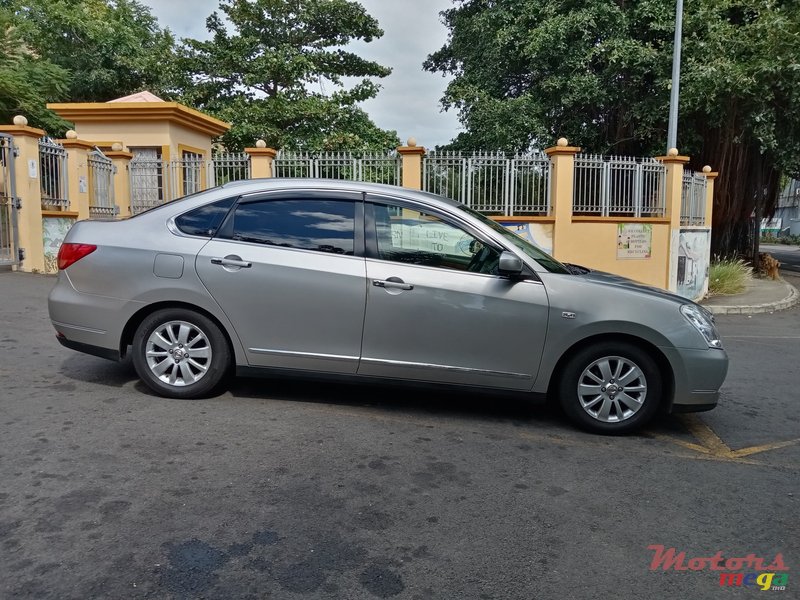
<box><xmin>225</xmin><ymin>199</ymin><xmax>355</xmax><ymax>255</ymax></box>
<box><xmin>371</xmin><ymin>203</ymin><xmax>500</xmax><ymax>274</ymax></box>
<box><xmin>175</xmin><ymin>197</ymin><xmax>235</xmax><ymax>236</ymax></box>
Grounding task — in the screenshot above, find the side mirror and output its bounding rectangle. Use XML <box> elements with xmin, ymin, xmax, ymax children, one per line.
<box><xmin>498</xmin><ymin>251</ymin><xmax>524</xmax><ymax>277</ymax></box>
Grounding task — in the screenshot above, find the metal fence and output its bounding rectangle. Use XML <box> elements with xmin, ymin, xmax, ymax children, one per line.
<box><xmin>273</xmin><ymin>151</ymin><xmax>401</xmax><ymax>185</ymax></box>
<box><xmin>1</xmin><ymin>134</ymin><xmax>18</xmax><ymax>265</ymax></box>
<box><xmin>681</xmin><ymin>171</ymin><xmax>707</xmax><ymax>226</ymax></box>
<box><xmin>39</xmin><ymin>138</ymin><xmax>68</xmax><ymax>210</ymax></box>
<box><xmin>88</xmin><ymin>148</ymin><xmax>116</xmax><ymax>219</ymax></box>
<box><xmin>573</xmin><ymin>155</ymin><xmax>666</xmax><ymax>217</ymax></box>
<box><xmin>129</xmin><ymin>153</ymin><xmax>254</xmax><ymax>214</ymax></box>
<box><xmin>422</xmin><ymin>151</ymin><xmax>551</xmax><ymax>216</ymax></box>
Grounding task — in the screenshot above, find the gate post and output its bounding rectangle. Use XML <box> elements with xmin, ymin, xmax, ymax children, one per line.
<box><xmin>398</xmin><ymin>138</ymin><xmax>425</xmax><ymax>190</ymax></box>
<box><xmin>656</xmin><ymin>148</ymin><xmax>690</xmax><ymax>291</ymax></box>
<box><xmin>60</xmin><ymin>130</ymin><xmax>93</xmax><ymax>221</ymax></box>
<box><xmin>545</xmin><ymin>138</ymin><xmax>581</xmax><ymax>261</ymax></box>
<box><xmin>245</xmin><ymin>141</ymin><xmax>277</xmax><ymax>178</ymax></box>
<box><xmin>107</xmin><ymin>144</ymin><xmax>133</xmax><ymax>217</ymax></box>
<box><xmin>701</xmin><ymin>165</ymin><xmax>717</xmax><ymax>227</ymax></box>
<box><xmin>0</xmin><ymin>117</ymin><xmax>46</xmax><ymax>272</ymax></box>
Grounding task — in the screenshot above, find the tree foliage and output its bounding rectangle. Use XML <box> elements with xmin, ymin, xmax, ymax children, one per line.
<box><xmin>175</xmin><ymin>0</ymin><xmax>399</xmax><ymax>151</ymax></box>
<box><xmin>425</xmin><ymin>0</ymin><xmax>800</xmax><ymax>254</ymax></box>
<box><xmin>0</xmin><ymin>8</ymin><xmax>70</xmax><ymax>131</ymax></box>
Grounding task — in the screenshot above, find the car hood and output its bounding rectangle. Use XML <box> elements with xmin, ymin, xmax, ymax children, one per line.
<box><xmin>576</xmin><ymin>269</ymin><xmax>697</xmax><ymax>307</ymax></box>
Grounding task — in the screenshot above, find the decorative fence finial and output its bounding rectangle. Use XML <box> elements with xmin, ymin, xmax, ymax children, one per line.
<box><xmin>111</xmin><ymin>142</ymin><xmax>123</xmax><ymax>152</ymax></box>
<box><xmin>557</xmin><ymin>137</ymin><xmax>568</xmax><ymax>147</ymax></box>
<box><xmin>667</xmin><ymin>147</ymin><xmax>679</xmax><ymax>157</ymax></box>
<box><xmin>702</xmin><ymin>165</ymin><xmax>711</xmax><ymax>173</ymax></box>
<box><xmin>65</xmin><ymin>130</ymin><xmax>78</xmax><ymax>139</ymax></box>
<box><xmin>255</xmin><ymin>139</ymin><xmax>267</xmax><ymax>148</ymax></box>
<box><xmin>12</xmin><ymin>115</ymin><xmax>28</xmax><ymax>126</ymax></box>
<box><xmin>407</xmin><ymin>137</ymin><xmax>417</xmax><ymax>147</ymax></box>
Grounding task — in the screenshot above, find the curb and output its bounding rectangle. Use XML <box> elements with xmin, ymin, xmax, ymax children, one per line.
<box><xmin>704</xmin><ymin>280</ymin><xmax>799</xmax><ymax>315</ymax></box>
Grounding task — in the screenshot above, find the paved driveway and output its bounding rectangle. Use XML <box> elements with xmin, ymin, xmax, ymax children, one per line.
<box><xmin>1</xmin><ymin>272</ymin><xmax>797</xmax><ymax>599</ymax></box>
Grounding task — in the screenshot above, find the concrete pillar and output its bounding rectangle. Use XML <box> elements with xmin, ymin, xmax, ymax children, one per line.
<box><xmin>702</xmin><ymin>165</ymin><xmax>718</xmax><ymax>227</ymax></box>
<box><xmin>245</xmin><ymin>141</ymin><xmax>277</xmax><ymax>178</ymax></box>
<box><xmin>0</xmin><ymin>121</ymin><xmax>46</xmax><ymax>272</ymax></box>
<box><xmin>544</xmin><ymin>138</ymin><xmax>581</xmax><ymax>261</ymax></box>
<box><xmin>656</xmin><ymin>149</ymin><xmax>690</xmax><ymax>291</ymax></box>
<box><xmin>107</xmin><ymin>145</ymin><xmax>134</xmax><ymax>218</ymax></box>
<box><xmin>59</xmin><ymin>131</ymin><xmax>93</xmax><ymax>221</ymax></box>
<box><xmin>397</xmin><ymin>138</ymin><xmax>426</xmax><ymax>190</ymax></box>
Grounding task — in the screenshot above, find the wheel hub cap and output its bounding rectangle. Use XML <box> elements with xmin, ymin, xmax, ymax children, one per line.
<box><xmin>577</xmin><ymin>356</ymin><xmax>647</xmax><ymax>423</ymax></box>
<box><xmin>145</xmin><ymin>320</ymin><xmax>212</xmax><ymax>387</ymax></box>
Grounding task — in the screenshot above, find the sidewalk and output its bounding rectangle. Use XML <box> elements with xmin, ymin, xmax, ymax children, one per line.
<box><xmin>701</xmin><ymin>272</ymin><xmax>799</xmax><ymax>315</ymax></box>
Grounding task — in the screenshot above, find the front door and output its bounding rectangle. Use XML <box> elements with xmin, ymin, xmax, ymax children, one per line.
<box><xmin>357</xmin><ymin>199</ymin><xmax>549</xmax><ymax>391</ymax></box>
<box><xmin>196</xmin><ymin>192</ymin><xmax>366</xmax><ymax>374</ymax></box>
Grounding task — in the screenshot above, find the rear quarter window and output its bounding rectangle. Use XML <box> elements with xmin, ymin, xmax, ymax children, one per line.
<box><xmin>175</xmin><ymin>197</ymin><xmax>236</xmax><ymax>237</ymax></box>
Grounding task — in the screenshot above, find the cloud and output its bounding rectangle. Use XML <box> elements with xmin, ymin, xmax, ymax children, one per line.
<box><xmin>139</xmin><ymin>0</ymin><xmax>461</xmax><ymax>147</ymax></box>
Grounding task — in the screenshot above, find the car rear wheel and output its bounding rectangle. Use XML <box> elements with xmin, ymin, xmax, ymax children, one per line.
<box><xmin>558</xmin><ymin>341</ymin><xmax>661</xmax><ymax>434</ymax></box>
<box><xmin>132</xmin><ymin>308</ymin><xmax>231</xmax><ymax>399</ymax></box>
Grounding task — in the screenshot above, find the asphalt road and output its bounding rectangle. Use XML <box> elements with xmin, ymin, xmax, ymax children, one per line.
<box><xmin>0</xmin><ymin>272</ymin><xmax>797</xmax><ymax>600</ymax></box>
<box><xmin>762</xmin><ymin>244</ymin><xmax>800</xmax><ymax>273</ymax></box>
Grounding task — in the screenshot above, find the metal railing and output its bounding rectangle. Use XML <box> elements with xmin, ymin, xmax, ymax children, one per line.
<box><xmin>573</xmin><ymin>155</ymin><xmax>666</xmax><ymax>217</ymax></box>
<box><xmin>273</xmin><ymin>151</ymin><xmax>401</xmax><ymax>185</ymax></box>
<box><xmin>423</xmin><ymin>151</ymin><xmax>551</xmax><ymax>216</ymax></box>
<box><xmin>39</xmin><ymin>137</ymin><xmax>68</xmax><ymax>210</ymax></box>
<box><xmin>681</xmin><ymin>172</ymin><xmax>707</xmax><ymax>226</ymax></box>
<box><xmin>211</xmin><ymin>152</ymin><xmax>250</xmax><ymax>185</ymax></box>
<box><xmin>88</xmin><ymin>148</ymin><xmax>116</xmax><ymax>219</ymax></box>
<box><xmin>1</xmin><ymin>134</ymin><xmax>18</xmax><ymax>265</ymax></box>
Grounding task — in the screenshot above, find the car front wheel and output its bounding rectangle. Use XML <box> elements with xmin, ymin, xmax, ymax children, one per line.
<box><xmin>558</xmin><ymin>341</ymin><xmax>662</xmax><ymax>434</ymax></box>
<box><xmin>132</xmin><ymin>308</ymin><xmax>231</xmax><ymax>399</ymax></box>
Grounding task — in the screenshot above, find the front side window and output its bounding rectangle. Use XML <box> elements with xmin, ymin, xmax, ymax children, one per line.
<box><xmin>223</xmin><ymin>199</ymin><xmax>355</xmax><ymax>255</ymax></box>
<box><xmin>371</xmin><ymin>203</ymin><xmax>500</xmax><ymax>274</ymax></box>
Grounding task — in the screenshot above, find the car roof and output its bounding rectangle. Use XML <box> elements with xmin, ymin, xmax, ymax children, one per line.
<box><xmin>220</xmin><ymin>178</ymin><xmax>462</xmax><ymax>211</ymax></box>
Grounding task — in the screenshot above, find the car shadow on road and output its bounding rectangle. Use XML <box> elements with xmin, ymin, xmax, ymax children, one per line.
<box><xmin>57</xmin><ymin>353</ymin><xmax>690</xmax><ymax>438</ymax></box>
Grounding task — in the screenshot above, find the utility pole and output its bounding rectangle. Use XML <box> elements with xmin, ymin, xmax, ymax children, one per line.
<box><xmin>667</xmin><ymin>0</ymin><xmax>684</xmax><ymax>153</ymax></box>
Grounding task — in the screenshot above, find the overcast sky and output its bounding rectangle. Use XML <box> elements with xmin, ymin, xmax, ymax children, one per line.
<box><xmin>139</xmin><ymin>0</ymin><xmax>462</xmax><ymax>148</ymax></box>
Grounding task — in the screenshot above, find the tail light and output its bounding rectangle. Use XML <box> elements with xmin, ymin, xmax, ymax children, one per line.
<box><xmin>57</xmin><ymin>243</ymin><xmax>97</xmax><ymax>270</ymax></box>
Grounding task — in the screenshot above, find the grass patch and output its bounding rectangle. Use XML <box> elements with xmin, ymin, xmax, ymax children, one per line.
<box><xmin>709</xmin><ymin>257</ymin><xmax>753</xmax><ymax>296</ymax></box>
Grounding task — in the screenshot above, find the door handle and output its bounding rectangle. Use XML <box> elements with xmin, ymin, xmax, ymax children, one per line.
<box><xmin>211</xmin><ymin>256</ymin><xmax>252</xmax><ymax>268</ymax></box>
<box><xmin>373</xmin><ymin>278</ymin><xmax>413</xmax><ymax>291</ymax></box>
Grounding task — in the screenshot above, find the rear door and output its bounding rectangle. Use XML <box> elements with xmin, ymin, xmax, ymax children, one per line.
<box><xmin>357</xmin><ymin>197</ymin><xmax>549</xmax><ymax>391</ymax></box>
<box><xmin>196</xmin><ymin>190</ymin><xmax>366</xmax><ymax>374</ymax></box>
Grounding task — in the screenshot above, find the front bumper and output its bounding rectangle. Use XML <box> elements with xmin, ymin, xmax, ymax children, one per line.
<box><xmin>660</xmin><ymin>346</ymin><xmax>729</xmax><ymax>412</ymax></box>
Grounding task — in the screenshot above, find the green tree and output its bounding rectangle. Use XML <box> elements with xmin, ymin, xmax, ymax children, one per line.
<box><xmin>1</xmin><ymin>0</ymin><xmax>177</xmax><ymax>102</ymax></box>
<box><xmin>425</xmin><ymin>0</ymin><xmax>800</xmax><ymax>255</ymax></box>
<box><xmin>0</xmin><ymin>8</ymin><xmax>70</xmax><ymax>131</ymax></box>
<box><xmin>175</xmin><ymin>0</ymin><xmax>399</xmax><ymax>150</ymax></box>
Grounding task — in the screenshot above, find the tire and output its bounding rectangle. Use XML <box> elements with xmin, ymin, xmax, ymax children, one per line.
<box><xmin>132</xmin><ymin>308</ymin><xmax>231</xmax><ymax>399</ymax></box>
<box><xmin>558</xmin><ymin>341</ymin><xmax>662</xmax><ymax>434</ymax></box>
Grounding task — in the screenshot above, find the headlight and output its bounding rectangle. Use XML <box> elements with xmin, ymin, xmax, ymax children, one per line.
<box><xmin>681</xmin><ymin>304</ymin><xmax>723</xmax><ymax>348</ymax></box>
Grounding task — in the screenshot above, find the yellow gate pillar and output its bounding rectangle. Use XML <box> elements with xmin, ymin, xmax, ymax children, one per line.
<box><xmin>657</xmin><ymin>148</ymin><xmax>690</xmax><ymax>292</ymax></box>
<box><xmin>0</xmin><ymin>117</ymin><xmax>46</xmax><ymax>272</ymax></box>
<box><xmin>245</xmin><ymin>141</ymin><xmax>277</xmax><ymax>178</ymax></box>
<box><xmin>398</xmin><ymin>138</ymin><xmax>425</xmax><ymax>190</ymax></box>
<box><xmin>60</xmin><ymin>130</ymin><xmax>93</xmax><ymax>221</ymax></box>
<box><xmin>702</xmin><ymin>165</ymin><xmax>718</xmax><ymax>227</ymax></box>
<box><xmin>545</xmin><ymin>138</ymin><xmax>581</xmax><ymax>262</ymax></box>
<box><xmin>107</xmin><ymin>144</ymin><xmax>134</xmax><ymax>218</ymax></box>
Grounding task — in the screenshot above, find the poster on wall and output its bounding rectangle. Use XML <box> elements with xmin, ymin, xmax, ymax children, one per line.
<box><xmin>497</xmin><ymin>221</ymin><xmax>554</xmax><ymax>255</ymax></box>
<box><xmin>42</xmin><ymin>217</ymin><xmax>75</xmax><ymax>274</ymax></box>
<box><xmin>676</xmin><ymin>228</ymin><xmax>711</xmax><ymax>301</ymax></box>
<box><xmin>617</xmin><ymin>224</ymin><xmax>652</xmax><ymax>259</ymax></box>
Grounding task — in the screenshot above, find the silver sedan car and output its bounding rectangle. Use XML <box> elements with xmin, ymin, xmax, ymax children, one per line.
<box><xmin>48</xmin><ymin>179</ymin><xmax>728</xmax><ymax>434</ymax></box>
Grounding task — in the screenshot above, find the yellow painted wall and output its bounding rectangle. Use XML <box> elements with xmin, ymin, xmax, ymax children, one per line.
<box><xmin>72</xmin><ymin>121</ymin><xmax>212</xmax><ymax>157</ymax></box>
<box><xmin>555</xmin><ymin>221</ymin><xmax>671</xmax><ymax>288</ymax></box>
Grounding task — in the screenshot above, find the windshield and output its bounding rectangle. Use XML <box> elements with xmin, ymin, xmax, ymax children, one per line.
<box><xmin>456</xmin><ymin>205</ymin><xmax>570</xmax><ymax>274</ymax></box>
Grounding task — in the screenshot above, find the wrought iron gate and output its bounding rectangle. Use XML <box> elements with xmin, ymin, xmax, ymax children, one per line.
<box><xmin>0</xmin><ymin>133</ymin><xmax>19</xmax><ymax>266</ymax></box>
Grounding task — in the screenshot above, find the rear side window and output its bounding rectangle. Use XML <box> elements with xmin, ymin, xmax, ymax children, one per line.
<box><xmin>222</xmin><ymin>199</ymin><xmax>355</xmax><ymax>255</ymax></box>
<box><xmin>175</xmin><ymin>197</ymin><xmax>236</xmax><ymax>237</ymax></box>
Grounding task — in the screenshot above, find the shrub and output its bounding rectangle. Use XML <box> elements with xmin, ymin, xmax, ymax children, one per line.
<box><xmin>709</xmin><ymin>257</ymin><xmax>753</xmax><ymax>296</ymax></box>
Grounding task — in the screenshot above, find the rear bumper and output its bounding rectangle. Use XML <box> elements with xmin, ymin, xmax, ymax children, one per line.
<box><xmin>56</xmin><ymin>334</ymin><xmax>120</xmax><ymax>361</ymax></box>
